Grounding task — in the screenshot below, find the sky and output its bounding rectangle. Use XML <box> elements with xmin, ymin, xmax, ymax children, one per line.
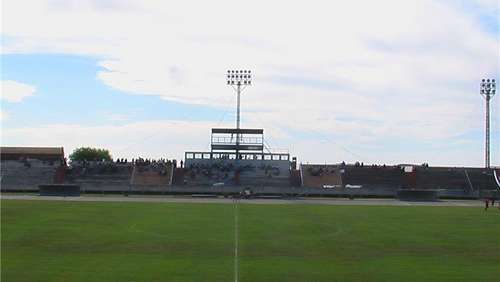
<box><xmin>1</xmin><ymin>0</ymin><xmax>499</xmax><ymax>166</ymax></box>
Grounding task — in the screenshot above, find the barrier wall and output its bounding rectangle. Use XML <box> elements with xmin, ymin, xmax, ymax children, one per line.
<box><xmin>396</xmin><ymin>189</ymin><xmax>439</xmax><ymax>201</ymax></box>
<box><xmin>39</xmin><ymin>184</ymin><xmax>80</xmax><ymax>196</ymax></box>
<box><xmin>164</xmin><ymin>185</ymin><xmax>399</xmax><ymax>198</ymax></box>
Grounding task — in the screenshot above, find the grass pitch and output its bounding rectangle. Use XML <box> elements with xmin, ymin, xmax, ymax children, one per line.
<box><xmin>2</xmin><ymin>199</ymin><xmax>499</xmax><ymax>282</ymax></box>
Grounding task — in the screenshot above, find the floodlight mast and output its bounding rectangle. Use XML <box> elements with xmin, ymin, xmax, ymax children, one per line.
<box><xmin>480</xmin><ymin>78</ymin><xmax>496</xmax><ymax>168</ymax></box>
<box><xmin>227</xmin><ymin>70</ymin><xmax>252</xmax><ymax>157</ymax></box>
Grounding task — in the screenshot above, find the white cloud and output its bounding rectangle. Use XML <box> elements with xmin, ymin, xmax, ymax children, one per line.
<box><xmin>1</xmin><ymin>120</ymin><xmax>222</xmax><ymax>160</ymax></box>
<box><xmin>1</xmin><ymin>0</ymin><xmax>499</xmax><ymax>165</ymax></box>
<box><xmin>1</xmin><ymin>119</ymin><xmax>491</xmax><ymax>167</ymax></box>
<box><xmin>0</xmin><ymin>80</ymin><xmax>36</xmax><ymax>103</ymax></box>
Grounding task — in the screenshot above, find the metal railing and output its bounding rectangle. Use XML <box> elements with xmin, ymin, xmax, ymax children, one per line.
<box><xmin>185</xmin><ymin>151</ymin><xmax>290</xmax><ymax>161</ymax></box>
<box><xmin>211</xmin><ymin>136</ymin><xmax>263</xmax><ymax>145</ymax></box>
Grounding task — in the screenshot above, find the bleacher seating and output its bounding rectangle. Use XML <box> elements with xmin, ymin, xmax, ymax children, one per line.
<box><xmin>342</xmin><ymin>165</ymin><xmax>404</xmax><ymax>189</ymax></box>
<box><xmin>65</xmin><ymin>162</ymin><xmax>133</xmax><ymax>191</ymax></box>
<box><xmin>459</xmin><ymin>168</ymin><xmax>497</xmax><ymax>191</ymax></box>
<box><xmin>301</xmin><ymin>164</ymin><xmax>342</xmax><ymax>188</ymax></box>
<box><xmin>415</xmin><ymin>167</ymin><xmax>468</xmax><ymax>190</ymax></box>
<box><xmin>183</xmin><ymin>159</ymin><xmax>290</xmax><ymax>187</ymax></box>
<box><xmin>1</xmin><ymin>159</ymin><xmax>61</xmax><ymax>191</ymax></box>
<box><xmin>414</xmin><ymin>167</ymin><xmax>498</xmax><ymax>191</ymax></box>
<box><xmin>131</xmin><ymin>162</ymin><xmax>173</xmax><ymax>186</ymax></box>
<box><xmin>64</xmin><ymin>160</ymin><xmax>176</xmax><ymax>191</ymax></box>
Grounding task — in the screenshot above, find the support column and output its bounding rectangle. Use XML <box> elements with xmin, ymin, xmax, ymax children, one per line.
<box><xmin>236</xmin><ymin>82</ymin><xmax>241</xmax><ymax>159</ymax></box>
<box><xmin>485</xmin><ymin>96</ymin><xmax>490</xmax><ymax>168</ymax></box>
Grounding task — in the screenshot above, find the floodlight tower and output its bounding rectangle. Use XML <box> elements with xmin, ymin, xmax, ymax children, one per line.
<box><xmin>227</xmin><ymin>70</ymin><xmax>252</xmax><ymax>156</ymax></box>
<box><xmin>480</xmin><ymin>78</ymin><xmax>496</xmax><ymax>168</ymax></box>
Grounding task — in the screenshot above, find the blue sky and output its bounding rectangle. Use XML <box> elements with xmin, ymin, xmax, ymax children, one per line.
<box><xmin>2</xmin><ymin>54</ymin><xmax>227</xmax><ymax>128</ymax></box>
<box><xmin>1</xmin><ymin>0</ymin><xmax>499</xmax><ymax>166</ymax></box>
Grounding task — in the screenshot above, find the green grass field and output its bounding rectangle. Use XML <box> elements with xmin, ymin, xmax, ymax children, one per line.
<box><xmin>2</xmin><ymin>199</ymin><xmax>499</xmax><ymax>282</ymax></box>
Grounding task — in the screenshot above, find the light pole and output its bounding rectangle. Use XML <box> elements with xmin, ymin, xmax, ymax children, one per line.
<box><xmin>227</xmin><ymin>70</ymin><xmax>252</xmax><ymax>157</ymax></box>
<box><xmin>480</xmin><ymin>78</ymin><xmax>496</xmax><ymax>168</ymax></box>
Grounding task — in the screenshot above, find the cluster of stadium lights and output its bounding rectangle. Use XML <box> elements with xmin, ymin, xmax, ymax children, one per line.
<box><xmin>480</xmin><ymin>79</ymin><xmax>496</xmax><ymax>95</ymax></box>
<box><xmin>227</xmin><ymin>70</ymin><xmax>252</xmax><ymax>85</ymax></box>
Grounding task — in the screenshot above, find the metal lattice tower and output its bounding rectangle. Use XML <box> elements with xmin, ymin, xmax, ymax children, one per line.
<box><xmin>480</xmin><ymin>78</ymin><xmax>496</xmax><ymax>168</ymax></box>
<box><xmin>226</xmin><ymin>70</ymin><xmax>252</xmax><ymax>157</ymax></box>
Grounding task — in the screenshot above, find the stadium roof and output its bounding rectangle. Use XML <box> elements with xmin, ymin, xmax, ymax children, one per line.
<box><xmin>1</xmin><ymin>146</ymin><xmax>64</xmax><ymax>161</ymax></box>
<box><xmin>212</xmin><ymin>128</ymin><xmax>263</xmax><ymax>134</ymax></box>
<box><xmin>1</xmin><ymin>147</ymin><xmax>64</xmax><ymax>155</ymax></box>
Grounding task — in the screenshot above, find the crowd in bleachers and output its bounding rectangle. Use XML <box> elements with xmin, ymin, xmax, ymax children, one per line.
<box><xmin>119</xmin><ymin>157</ymin><xmax>177</xmax><ymax>167</ymax></box>
<box><xmin>188</xmin><ymin>162</ymin><xmax>246</xmax><ymax>181</ymax></box>
<box><xmin>303</xmin><ymin>162</ymin><xmax>406</xmax><ymax>189</ymax></box>
<box><xmin>302</xmin><ymin>162</ymin><xmax>499</xmax><ymax>191</ymax></box>
<box><xmin>67</xmin><ymin>157</ymin><xmax>176</xmax><ymax>177</ymax></box>
<box><xmin>186</xmin><ymin>161</ymin><xmax>282</xmax><ymax>181</ymax></box>
<box><xmin>307</xmin><ymin>166</ymin><xmax>337</xmax><ymax>177</ymax></box>
<box><xmin>133</xmin><ymin>158</ymin><xmax>174</xmax><ymax>176</ymax></box>
<box><xmin>301</xmin><ymin>164</ymin><xmax>343</xmax><ymax>188</ymax></box>
<box><xmin>5</xmin><ymin>157</ymin><xmax>65</xmax><ymax>168</ymax></box>
<box><xmin>64</xmin><ymin>158</ymin><xmax>176</xmax><ymax>187</ymax></box>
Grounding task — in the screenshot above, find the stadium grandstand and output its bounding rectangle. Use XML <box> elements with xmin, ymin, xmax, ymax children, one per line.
<box><xmin>64</xmin><ymin>161</ymin><xmax>133</xmax><ymax>193</ymax></box>
<box><xmin>301</xmin><ymin>164</ymin><xmax>343</xmax><ymax>188</ymax></box>
<box><xmin>1</xmin><ymin>71</ymin><xmax>498</xmax><ymax>198</ymax></box>
<box><xmin>131</xmin><ymin>161</ymin><xmax>174</xmax><ymax>187</ymax></box>
<box><xmin>64</xmin><ymin>158</ymin><xmax>175</xmax><ymax>193</ymax></box>
<box><xmin>1</xmin><ymin>147</ymin><xmax>66</xmax><ymax>191</ymax></box>
<box><xmin>181</xmin><ymin>128</ymin><xmax>292</xmax><ymax>187</ymax></box>
<box><xmin>299</xmin><ymin>162</ymin><xmax>499</xmax><ymax>198</ymax></box>
<box><xmin>1</xmin><ymin>145</ymin><xmax>499</xmax><ymax>197</ymax></box>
